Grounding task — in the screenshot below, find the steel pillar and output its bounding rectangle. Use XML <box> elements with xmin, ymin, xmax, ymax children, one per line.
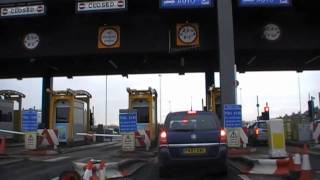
<box><xmin>41</xmin><ymin>76</ymin><xmax>53</xmax><ymax>129</ymax></box>
<box><xmin>217</xmin><ymin>0</ymin><xmax>236</xmax><ymax>126</ymax></box>
<box><xmin>205</xmin><ymin>71</ymin><xmax>215</xmax><ymax>110</ymax></box>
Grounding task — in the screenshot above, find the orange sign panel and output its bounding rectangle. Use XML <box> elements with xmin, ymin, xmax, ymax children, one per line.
<box><xmin>98</xmin><ymin>26</ymin><xmax>120</xmax><ymax>48</ymax></box>
<box><xmin>176</xmin><ymin>23</ymin><xmax>199</xmax><ymax>47</ymax></box>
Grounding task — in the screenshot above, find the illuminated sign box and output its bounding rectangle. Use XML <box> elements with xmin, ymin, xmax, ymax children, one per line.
<box><xmin>239</xmin><ymin>0</ymin><xmax>291</xmax><ymax>7</ymax></box>
<box><xmin>160</xmin><ymin>0</ymin><xmax>214</xmax><ymax>9</ymax></box>
<box><xmin>76</xmin><ymin>0</ymin><xmax>127</xmax><ymax>13</ymax></box>
<box><xmin>0</xmin><ymin>4</ymin><xmax>46</xmax><ymax>18</ymax></box>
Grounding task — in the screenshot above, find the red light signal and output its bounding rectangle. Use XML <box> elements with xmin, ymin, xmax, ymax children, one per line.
<box><xmin>264</xmin><ymin>106</ymin><xmax>269</xmax><ymax>112</ymax></box>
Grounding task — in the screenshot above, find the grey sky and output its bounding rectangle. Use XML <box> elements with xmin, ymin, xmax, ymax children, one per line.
<box><xmin>0</xmin><ymin>71</ymin><xmax>319</xmax><ymax>125</ymax></box>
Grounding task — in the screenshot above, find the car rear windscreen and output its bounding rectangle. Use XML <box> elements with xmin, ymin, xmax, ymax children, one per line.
<box><xmin>258</xmin><ymin>122</ymin><xmax>267</xmax><ymax>129</ymax></box>
<box><xmin>166</xmin><ymin>114</ymin><xmax>218</xmax><ymax>131</ymax></box>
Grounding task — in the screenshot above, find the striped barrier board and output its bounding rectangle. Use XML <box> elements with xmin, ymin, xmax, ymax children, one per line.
<box><xmin>135</xmin><ymin>129</ymin><xmax>150</xmax><ymax>148</ymax></box>
<box><xmin>312</xmin><ymin>123</ymin><xmax>320</xmax><ymax>144</ymax></box>
<box><xmin>38</xmin><ymin>129</ymin><xmax>59</xmax><ymax>147</ymax></box>
<box><xmin>239</xmin><ymin>158</ymin><xmax>290</xmax><ymax>176</ymax></box>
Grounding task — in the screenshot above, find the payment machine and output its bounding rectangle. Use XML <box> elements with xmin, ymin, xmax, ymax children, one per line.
<box><xmin>127</xmin><ymin>87</ymin><xmax>158</xmax><ymax>147</ymax></box>
<box><xmin>47</xmin><ymin>89</ymin><xmax>92</xmax><ymax>144</ymax></box>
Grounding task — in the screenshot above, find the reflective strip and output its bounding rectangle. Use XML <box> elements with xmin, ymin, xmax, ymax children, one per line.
<box><xmin>166</xmin><ymin>143</ymin><xmax>222</xmax><ymax>147</ymax></box>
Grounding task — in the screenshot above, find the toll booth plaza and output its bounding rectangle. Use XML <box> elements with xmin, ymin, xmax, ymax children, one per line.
<box><xmin>2</xmin><ymin>0</ymin><xmax>320</xmax><ymax>179</ymax></box>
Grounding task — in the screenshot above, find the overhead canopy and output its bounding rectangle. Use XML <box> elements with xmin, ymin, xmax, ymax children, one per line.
<box><xmin>48</xmin><ymin>89</ymin><xmax>92</xmax><ymax>99</ymax></box>
<box><xmin>0</xmin><ymin>90</ymin><xmax>26</xmax><ymax>99</ymax></box>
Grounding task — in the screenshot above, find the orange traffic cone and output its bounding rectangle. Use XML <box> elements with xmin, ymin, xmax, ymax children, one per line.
<box><xmin>0</xmin><ymin>136</ymin><xmax>6</xmax><ymax>155</ymax></box>
<box><xmin>98</xmin><ymin>160</ymin><xmax>106</xmax><ymax>180</ymax></box>
<box><xmin>300</xmin><ymin>144</ymin><xmax>314</xmax><ymax>180</ymax></box>
<box><xmin>83</xmin><ymin>160</ymin><xmax>93</xmax><ymax>180</ymax></box>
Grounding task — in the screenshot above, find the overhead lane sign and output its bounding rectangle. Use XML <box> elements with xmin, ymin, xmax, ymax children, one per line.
<box><xmin>160</xmin><ymin>0</ymin><xmax>213</xmax><ymax>9</ymax></box>
<box><xmin>0</xmin><ymin>4</ymin><xmax>46</xmax><ymax>18</ymax></box>
<box><xmin>239</xmin><ymin>0</ymin><xmax>291</xmax><ymax>7</ymax></box>
<box><xmin>76</xmin><ymin>0</ymin><xmax>127</xmax><ymax>13</ymax></box>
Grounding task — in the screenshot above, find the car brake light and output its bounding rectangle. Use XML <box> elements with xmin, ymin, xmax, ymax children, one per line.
<box><xmin>220</xmin><ymin>128</ymin><xmax>226</xmax><ymax>143</ymax></box>
<box><xmin>181</xmin><ymin>119</ymin><xmax>189</xmax><ymax>124</ymax></box>
<box><xmin>187</xmin><ymin>110</ymin><xmax>197</xmax><ymax>115</ymax></box>
<box><xmin>159</xmin><ymin>131</ymin><xmax>167</xmax><ymax>144</ymax></box>
<box><xmin>255</xmin><ymin>128</ymin><xmax>260</xmax><ymax>135</ymax></box>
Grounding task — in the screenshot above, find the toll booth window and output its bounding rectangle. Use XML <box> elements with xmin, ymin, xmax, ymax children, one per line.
<box><xmin>0</xmin><ymin>111</ymin><xmax>12</xmax><ymax>122</ymax></box>
<box><xmin>134</xmin><ymin>107</ymin><xmax>149</xmax><ymax>123</ymax></box>
<box><xmin>56</xmin><ymin>107</ymin><xmax>69</xmax><ymax>123</ymax></box>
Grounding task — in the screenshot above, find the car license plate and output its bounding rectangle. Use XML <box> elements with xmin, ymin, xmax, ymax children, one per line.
<box><xmin>183</xmin><ymin>147</ymin><xmax>206</xmax><ymax>154</ymax></box>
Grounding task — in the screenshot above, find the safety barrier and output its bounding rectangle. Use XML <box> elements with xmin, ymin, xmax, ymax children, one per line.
<box><xmin>135</xmin><ymin>129</ymin><xmax>151</xmax><ymax>151</ymax></box>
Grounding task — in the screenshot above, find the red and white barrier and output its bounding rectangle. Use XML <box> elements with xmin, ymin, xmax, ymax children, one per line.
<box><xmin>312</xmin><ymin>123</ymin><xmax>320</xmax><ymax>144</ymax></box>
<box><xmin>135</xmin><ymin>129</ymin><xmax>151</xmax><ymax>150</ymax></box>
<box><xmin>38</xmin><ymin>129</ymin><xmax>59</xmax><ymax>148</ymax></box>
<box><xmin>244</xmin><ymin>158</ymin><xmax>290</xmax><ymax>176</ymax></box>
<box><xmin>240</xmin><ymin>127</ymin><xmax>248</xmax><ymax>148</ymax></box>
<box><xmin>73</xmin><ymin>160</ymin><xmax>145</xmax><ymax>179</ymax></box>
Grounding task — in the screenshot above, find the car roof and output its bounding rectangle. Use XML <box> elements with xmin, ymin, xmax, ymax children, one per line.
<box><xmin>165</xmin><ymin>111</ymin><xmax>221</xmax><ymax>125</ymax></box>
<box><xmin>167</xmin><ymin>111</ymin><xmax>216</xmax><ymax>116</ymax></box>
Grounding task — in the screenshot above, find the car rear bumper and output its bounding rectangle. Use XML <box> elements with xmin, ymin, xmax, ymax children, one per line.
<box><xmin>158</xmin><ymin>143</ymin><xmax>227</xmax><ymax>167</ymax></box>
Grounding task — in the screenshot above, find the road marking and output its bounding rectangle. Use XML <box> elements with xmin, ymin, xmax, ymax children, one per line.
<box><xmin>76</xmin><ymin>156</ymin><xmax>93</xmax><ymax>163</ymax></box>
<box><xmin>51</xmin><ymin>177</ymin><xmax>59</xmax><ymax>180</ymax></box>
<box><xmin>43</xmin><ymin>156</ymin><xmax>70</xmax><ymax>162</ymax></box>
<box><xmin>238</xmin><ymin>175</ymin><xmax>251</xmax><ymax>180</ymax></box>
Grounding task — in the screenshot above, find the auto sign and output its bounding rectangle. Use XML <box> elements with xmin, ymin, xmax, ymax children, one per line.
<box><xmin>0</xmin><ymin>4</ymin><xmax>46</xmax><ymax>18</ymax></box>
<box><xmin>160</xmin><ymin>0</ymin><xmax>213</xmax><ymax>9</ymax></box>
<box><xmin>76</xmin><ymin>0</ymin><xmax>127</xmax><ymax>13</ymax></box>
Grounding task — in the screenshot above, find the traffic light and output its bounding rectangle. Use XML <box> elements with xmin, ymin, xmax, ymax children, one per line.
<box><xmin>262</xmin><ymin>103</ymin><xmax>270</xmax><ymax>120</ymax></box>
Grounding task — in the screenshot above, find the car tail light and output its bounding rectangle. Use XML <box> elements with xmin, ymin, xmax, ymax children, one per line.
<box><xmin>187</xmin><ymin>110</ymin><xmax>197</xmax><ymax>115</ymax></box>
<box><xmin>220</xmin><ymin>128</ymin><xmax>227</xmax><ymax>143</ymax></box>
<box><xmin>181</xmin><ymin>119</ymin><xmax>189</xmax><ymax>124</ymax></box>
<box><xmin>255</xmin><ymin>128</ymin><xmax>260</xmax><ymax>136</ymax></box>
<box><xmin>159</xmin><ymin>130</ymin><xmax>168</xmax><ymax>145</ymax></box>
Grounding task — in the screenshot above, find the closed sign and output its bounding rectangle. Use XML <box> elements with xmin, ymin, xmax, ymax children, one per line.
<box><xmin>77</xmin><ymin>0</ymin><xmax>126</xmax><ymax>13</ymax></box>
<box><xmin>0</xmin><ymin>5</ymin><xmax>45</xmax><ymax>17</ymax></box>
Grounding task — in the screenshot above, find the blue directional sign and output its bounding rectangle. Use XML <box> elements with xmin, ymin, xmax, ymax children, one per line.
<box><xmin>239</xmin><ymin>0</ymin><xmax>291</xmax><ymax>7</ymax></box>
<box><xmin>160</xmin><ymin>0</ymin><xmax>214</xmax><ymax>9</ymax></box>
<box><xmin>22</xmin><ymin>109</ymin><xmax>38</xmax><ymax>132</ymax></box>
<box><xmin>224</xmin><ymin>104</ymin><xmax>242</xmax><ymax>128</ymax></box>
<box><xmin>119</xmin><ymin>109</ymin><xmax>137</xmax><ymax>133</ymax></box>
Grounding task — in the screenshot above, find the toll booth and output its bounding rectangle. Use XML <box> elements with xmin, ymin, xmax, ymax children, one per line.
<box><xmin>127</xmin><ymin>87</ymin><xmax>158</xmax><ymax>147</ymax></box>
<box><xmin>0</xmin><ymin>90</ymin><xmax>25</xmax><ymax>140</ymax></box>
<box><xmin>47</xmin><ymin>89</ymin><xmax>93</xmax><ymax>143</ymax></box>
<box><xmin>207</xmin><ymin>86</ymin><xmax>221</xmax><ymax>118</ymax></box>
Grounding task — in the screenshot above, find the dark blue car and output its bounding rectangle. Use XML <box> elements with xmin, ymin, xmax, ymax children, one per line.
<box><xmin>158</xmin><ymin>111</ymin><xmax>228</xmax><ymax>177</ymax></box>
